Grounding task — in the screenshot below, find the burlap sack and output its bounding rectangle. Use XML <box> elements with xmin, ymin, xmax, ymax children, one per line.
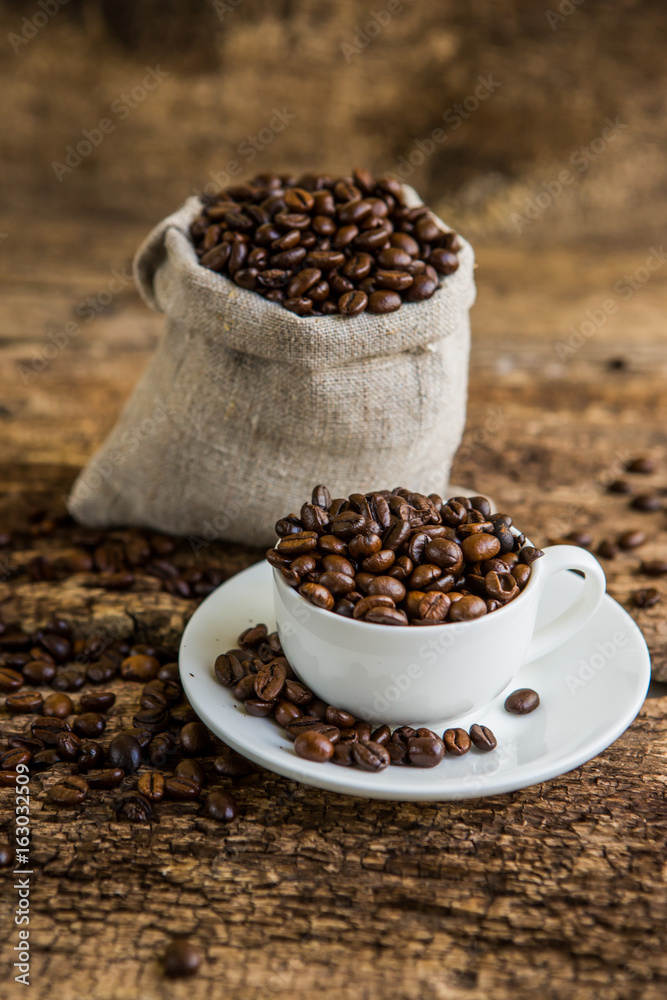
<box><xmin>67</xmin><ymin>186</ymin><xmax>476</xmax><ymax>547</ymax></box>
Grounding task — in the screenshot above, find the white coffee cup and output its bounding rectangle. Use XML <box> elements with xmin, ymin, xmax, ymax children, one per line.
<box><xmin>273</xmin><ymin>544</ymin><xmax>606</xmax><ymax>726</ymax></box>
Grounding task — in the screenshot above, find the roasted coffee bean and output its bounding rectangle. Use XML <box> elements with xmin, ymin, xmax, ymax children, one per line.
<box><xmin>625</xmin><ymin>456</ymin><xmax>655</xmax><ymax>474</ymax></box>
<box><xmin>283</xmin><ymin>679</ymin><xmax>314</xmax><ymax>705</ymax></box>
<box><xmin>31</xmin><ymin>716</ymin><xmax>70</xmax><ymax>744</ymax></box>
<box><xmin>485</xmin><ymin>571</ymin><xmax>520</xmax><ymax>602</ymax></box>
<box><xmin>505</xmin><ymin>688</ymin><xmax>540</xmax><ymax>715</ymax></box>
<box><xmin>73</xmin><ymin>712</ymin><xmax>106</xmax><ymax>739</ymax></box>
<box><xmin>77</xmin><ymin>741</ymin><xmax>105</xmax><ymax>771</ymax></box>
<box><xmin>180</xmin><ymin>721</ymin><xmax>211</xmax><ymax>756</ymax></box>
<box><xmin>1</xmin><ymin>747</ymin><xmax>31</xmax><ymax>769</ymax></box>
<box><xmin>87</xmin><ymin>660</ymin><xmax>117</xmax><ymax>684</ymax></box>
<box><xmin>114</xmin><ymin>792</ymin><xmax>154</xmax><ymax>824</ymax></box>
<box><xmin>47</xmin><ymin>775</ymin><xmax>88</xmax><ymax>806</ymax></box>
<box><xmin>8</xmin><ymin>735</ymin><xmax>43</xmax><ymax>753</ymax></box>
<box><xmin>352</xmin><ymin>740</ymin><xmax>390</xmax><ymax>771</ymax></box>
<box><xmin>140</xmin><ymin>680</ymin><xmax>169</xmax><ymax>709</ymax></box>
<box><xmin>298</xmin><ymin>582</ymin><xmax>334</xmax><ymax>610</ymax></box>
<box><xmin>370</xmin><ymin>724</ymin><xmax>391</xmax><ymax>745</ymax></box>
<box><xmin>511</xmin><ymin>564</ymin><xmax>532</xmax><ymax>590</ymax></box>
<box><xmin>138</xmin><ymin>771</ymin><xmax>166</xmax><ymax>801</ymax></box>
<box><xmin>0</xmin><ymin>667</ymin><xmax>23</xmax><ymax>692</ymax></box>
<box><xmin>165</xmin><ymin>776</ymin><xmax>201</xmax><ymax>801</ymax></box>
<box><xmin>634</xmin><ymin>587</ymin><xmax>660</xmax><ymax>608</ymax></box>
<box><xmin>204</xmin><ymin>789</ymin><xmax>238</xmax><ymax>822</ymax></box>
<box><xmin>365</xmin><ymin>607</ymin><xmax>409</xmax><ymax>626</ymax></box>
<box><xmin>325</xmin><ymin>705</ymin><xmax>356</xmax><ymax>728</ymax></box>
<box><xmin>608</xmin><ymin>479</ymin><xmax>634</xmax><ymax>494</ymax></box>
<box><xmin>274</xmin><ymin>700</ymin><xmax>302</xmax><ymax>727</ymax></box>
<box><xmin>618</xmin><ymin>530</ymin><xmax>647</xmax><ymax>550</ymax></box>
<box><xmin>368</xmin><ymin>290</ymin><xmax>401</xmax><ymax>313</ymax></box>
<box><xmin>253</xmin><ymin>660</ymin><xmax>287</xmax><ymax>701</ymax></box>
<box><xmin>213</xmin><ymin>746</ymin><xmax>255</xmax><ymax>777</ymax></box>
<box><xmin>133</xmin><ymin>707</ymin><xmax>168</xmax><ymax>734</ymax></box>
<box><xmin>448</xmin><ymin>595</ymin><xmax>487</xmax><ymax>621</ymax></box>
<box><xmin>22</xmin><ymin>659</ymin><xmax>56</xmax><ymax>684</ymax></box>
<box><xmin>285</xmin><ymin>716</ymin><xmax>328</xmax><ymax>740</ymax></box>
<box><xmin>461</xmin><ymin>532</ymin><xmax>501</xmax><ymax>563</ymax></box>
<box><xmin>174</xmin><ymin>758</ymin><xmax>206</xmax><ymax>788</ymax></box>
<box><xmin>32</xmin><ymin>749</ymin><xmax>61</xmax><ymax>768</ymax></box>
<box><xmin>631</xmin><ymin>494</ymin><xmax>662</xmax><ymax>512</ymax></box>
<box><xmin>597</xmin><ymin>540</ymin><xmax>618</xmax><ymax>559</ymax></box>
<box><xmin>56</xmin><ymin>731</ymin><xmax>82</xmax><ymax>761</ymax></box>
<box><xmin>87</xmin><ymin>767</ymin><xmax>125</xmax><ymax>790</ymax></box>
<box><xmin>121</xmin><ymin>654</ymin><xmax>160</xmax><ymax>682</ymax></box>
<box><xmin>332</xmin><ymin>742</ymin><xmax>355</xmax><ymax>766</ymax></box>
<box><xmin>408</xmin><ymin>736</ymin><xmax>445</xmax><ymax>768</ymax></box>
<box><xmin>6</xmin><ymin>691</ymin><xmax>43</xmax><ymax>714</ymax></box>
<box><xmin>108</xmin><ymin>734</ymin><xmax>141</xmax><ymax>773</ymax></box>
<box><xmin>214</xmin><ymin>652</ymin><xmax>246</xmax><ymax>687</ymax></box>
<box><xmin>52</xmin><ymin>666</ymin><xmax>86</xmax><ymax>692</ymax></box>
<box><xmin>294</xmin><ymin>730</ymin><xmax>335</xmax><ymax>763</ymax></box>
<box><xmin>639</xmin><ymin>560</ymin><xmax>667</xmax><ymax>576</ymax></box>
<box><xmin>518</xmin><ymin>546</ymin><xmax>544</xmax><ymax>565</ymax></box>
<box><xmin>469</xmin><ymin>724</ymin><xmax>497</xmax><ymax>752</ymax></box>
<box><xmin>244</xmin><ymin>698</ymin><xmax>275</xmax><ymax>717</ymax></box>
<box><xmin>443</xmin><ymin>728</ymin><xmax>471</xmax><ymax>756</ymax></box>
<box><xmin>164</xmin><ymin>939</ymin><xmax>201</xmax><ymax>978</ymax></box>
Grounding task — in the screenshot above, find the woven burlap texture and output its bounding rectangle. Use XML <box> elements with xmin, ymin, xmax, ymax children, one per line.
<box><xmin>68</xmin><ymin>186</ymin><xmax>476</xmax><ymax>547</ymax></box>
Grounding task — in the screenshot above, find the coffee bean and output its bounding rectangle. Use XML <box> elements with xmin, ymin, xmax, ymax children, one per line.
<box><xmin>298</xmin><ymin>582</ymin><xmax>334</xmax><ymax>610</ymax></box>
<box><xmin>639</xmin><ymin>560</ymin><xmax>667</xmax><ymax>577</ymax></box>
<box><xmin>176</xmin><ymin>758</ymin><xmax>206</xmax><ymax>787</ymax></box>
<box><xmin>73</xmin><ymin>712</ymin><xmax>106</xmax><ymax>739</ymax></box>
<box><xmin>165</xmin><ymin>776</ymin><xmax>201</xmax><ymax>801</ymax></box>
<box><xmin>631</xmin><ymin>494</ymin><xmax>662</xmax><ymax>512</ymax></box>
<box><xmin>607</xmin><ymin>479</ymin><xmax>633</xmax><ymax>494</ymax></box>
<box><xmin>214</xmin><ymin>652</ymin><xmax>246</xmax><ymax>687</ymax></box>
<box><xmin>625</xmin><ymin>457</ymin><xmax>655</xmax><ymax>474</ymax></box>
<box><xmin>22</xmin><ymin>659</ymin><xmax>56</xmax><ymax>684</ymax></box>
<box><xmin>78</xmin><ymin>741</ymin><xmax>105</xmax><ymax>770</ymax></box>
<box><xmin>6</xmin><ymin>692</ymin><xmax>43</xmax><ymax>714</ymax></box>
<box><xmin>52</xmin><ymin>665</ymin><xmax>86</xmax><ymax>691</ymax></box>
<box><xmin>469</xmin><ymin>724</ymin><xmax>497</xmax><ymax>752</ymax></box>
<box><xmin>31</xmin><ymin>716</ymin><xmax>70</xmax><ymax>744</ymax></box>
<box><xmin>204</xmin><ymin>789</ymin><xmax>238</xmax><ymax>822</ymax></box>
<box><xmin>443</xmin><ymin>728</ymin><xmax>471</xmax><ymax>756</ymax></box>
<box><xmin>368</xmin><ymin>290</ymin><xmax>401</xmax><ymax>313</ymax></box>
<box><xmin>138</xmin><ymin>771</ymin><xmax>166</xmax><ymax>801</ymax></box>
<box><xmin>114</xmin><ymin>792</ymin><xmax>154</xmax><ymax>824</ymax></box>
<box><xmin>47</xmin><ymin>775</ymin><xmax>88</xmax><ymax>807</ymax></box>
<box><xmin>294</xmin><ymin>730</ymin><xmax>335</xmax><ymax>762</ymax></box>
<box><xmin>408</xmin><ymin>736</ymin><xmax>445</xmax><ymax>768</ymax></box>
<box><xmin>634</xmin><ymin>587</ymin><xmax>660</xmax><ymax>608</ymax></box>
<box><xmin>0</xmin><ymin>843</ymin><xmax>14</xmax><ymax>867</ymax></box>
<box><xmin>108</xmin><ymin>734</ymin><xmax>141</xmax><ymax>773</ymax></box>
<box><xmin>164</xmin><ymin>939</ymin><xmax>201</xmax><ymax>978</ymax></box>
<box><xmin>352</xmin><ymin>740</ymin><xmax>390</xmax><ymax>771</ymax></box>
<box><xmin>79</xmin><ymin>691</ymin><xmax>116</xmax><ymax>713</ymax></box>
<box><xmin>1</xmin><ymin>747</ymin><xmax>31</xmax><ymax>770</ymax></box>
<box><xmin>121</xmin><ymin>654</ymin><xmax>160</xmax><ymax>682</ymax></box>
<box><xmin>180</xmin><ymin>722</ymin><xmax>211</xmax><ymax>756</ymax></box>
<box><xmin>213</xmin><ymin>747</ymin><xmax>255</xmax><ymax>777</ymax></box>
<box><xmin>87</xmin><ymin>768</ymin><xmax>125</xmax><ymax>790</ymax></box>
<box><xmin>56</xmin><ymin>731</ymin><xmax>82</xmax><ymax>761</ymax></box>
<box><xmin>618</xmin><ymin>530</ymin><xmax>647</xmax><ymax>550</ymax></box>
<box><xmin>448</xmin><ymin>595</ymin><xmax>487</xmax><ymax>621</ymax></box>
<box><xmin>254</xmin><ymin>661</ymin><xmax>287</xmax><ymax>701</ymax></box>
<box><xmin>505</xmin><ymin>688</ymin><xmax>540</xmax><ymax>715</ymax></box>
<box><xmin>325</xmin><ymin>705</ymin><xmax>356</xmax><ymax>728</ymax></box>
<box><xmin>0</xmin><ymin>667</ymin><xmax>23</xmax><ymax>692</ymax></box>
<box><xmin>597</xmin><ymin>540</ymin><xmax>618</xmax><ymax>559</ymax></box>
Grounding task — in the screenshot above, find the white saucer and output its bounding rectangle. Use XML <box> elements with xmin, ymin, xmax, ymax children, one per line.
<box><xmin>179</xmin><ymin>561</ymin><xmax>650</xmax><ymax>801</ymax></box>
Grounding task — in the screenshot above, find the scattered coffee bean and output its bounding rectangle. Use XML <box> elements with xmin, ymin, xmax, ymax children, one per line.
<box><xmin>79</xmin><ymin>691</ymin><xmax>116</xmax><ymax>713</ymax></box>
<box><xmin>443</xmin><ymin>728</ymin><xmax>471</xmax><ymax>756</ymax></box>
<box><xmin>86</xmin><ymin>768</ymin><xmax>125</xmax><ymax>790</ymax></box>
<box><xmin>108</xmin><ymin>734</ymin><xmax>141</xmax><ymax>773</ymax></box>
<box><xmin>469</xmin><ymin>724</ymin><xmax>497</xmax><ymax>752</ymax></box>
<box><xmin>352</xmin><ymin>740</ymin><xmax>390</xmax><ymax>771</ymax></box>
<box><xmin>634</xmin><ymin>588</ymin><xmax>660</xmax><ymax>608</ymax></box>
<box><xmin>73</xmin><ymin>712</ymin><xmax>106</xmax><ymax>739</ymax></box>
<box><xmin>607</xmin><ymin>479</ymin><xmax>633</xmax><ymax>495</ymax></box>
<box><xmin>138</xmin><ymin>771</ymin><xmax>166</xmax><ymax>801</ymax></box>
<box><xmin>565</xmin><ymin>530</ymin><xmax>594</xmax><ymax>548</ymax></box>
<box><xmin>639</xmin><ymin>560</ymin><xmax>667</xmax><ymax>577</ymax></box>
<box><xmin>625</xmin><ymin>457</ymin><xmax>655</xmax><ymax>474</ymax></box>
<box><xmin>618</xmin><ymin>530</ymin><xmax>647</xmax><ymax>550</ymax></box>
<box><xmin>408</xmin><ymin>736</ymin><xmax>445</xmax><ymax>768</ymax></box>
<box><xmin>204</xmin><ymin>790</ymin><xmax>238</xmax><ymax>822</ymax></box>
<box><xmin>504</xmin><ymin>688</ymin><xmax>540</xmax><ymax>715</ymax></box>
<box><xmin>631</xmin><ymin>494</ymin><xmax>662</xmax><ymax>512</ymax></box>
<box><xmin>47</xmin><ymin>775</ymin><xmax>88</xmax><ymax>807</ymax></box>
<box><xmin>5</xmin><ymin>692</ymin><xmax>43</xmax><ymax>714</ymax></box>
<box><xmin>164</xmin><ymin>938</ymin><xmax>201</xmax><ymax>978</ymax></box>
<box><xmin>294</xmin><ymin>730</ymin><xmax>335</xmax><ymax>762</ymax></box>
<box><xmin>165</xmin><ymin>776</ymin><xmax>201</xmax><ymax>801</ymax></box>
<box><xmin>597</xmin><ymin>540</ymin><xmax>618</xmax><ymax>559</ymax></box>
<box><xmin>114</xmin><ymin>792</ymin><xmax>154</xmax><ymax>824</ymax></box>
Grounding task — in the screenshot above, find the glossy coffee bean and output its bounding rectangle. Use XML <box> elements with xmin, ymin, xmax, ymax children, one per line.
<box><xmin>352</xmin><ymin>740</ymin><xmax>390</xmax><ymax>771</ymax></box>
<box><xmin>73</xmin><ymin>712</ymin><xmax>106</xmax><ymax>738</ymax></box>
<box><xmin>443</xmin><ymin>728</ymin><xmax>471</xmax><ymax>756</ymax></box>
<box><xmin>469</xmin><ymin>724</ymin><xmax>497</xmax><ymax>752</ymax></box>
<box><xmin>47</xmin><ymin>775</ymin><xmax>88</xmax><ymax>806</ymax></box>
<box><xmin>108</xmin><ymin>734</ymin><xmax>141</xmax><ymax>773</ymax></box>
<box><xmin>505</xmin><ymin>688</ymin><xmax>540</xmax><ymax>715</ymax></box>
<box><xmin>213</xmin><ymin>747</ymin><xmax>255</xmax><ymax>777</ymax></box>
<box><xmin>204</xmin><ymin>789</ymin><xmax>238</xmax><ymax>822</ymax></box>
<box><xmin>294</xmin><ymin>730</ymin><xmax>335</xmax><ymax>762</ymax></box>
<box><xmin>6</xmin><ymin>692</ymin><xmax>43</xmax><ymax>714</ymax></box>
<box><xmin>164</xmin><ymin>939</ymin><xmax>201</xmax><ymax>978</ymax></box>
<box><xmin>0</xmin><ymin>667</ymin><xmax>23</xmax><ymax>692</ymax></box>
<box><xmin>31</xmin><ymin>716</ymin><xmax>70</xmax><ymax>744</ymax></box>
<box><xmin>408</xmin><ymin>736</ymin><xmax>445</xmax><ymax>768</ymax></box>
<box><xmin>87</xmin><ymin>767</ymin><xmax>125</xmax><ymax>790</ymax></box>
<box><xmin>138</xmin><ymin>771</ymin><xmax>166</xmax><ymax>801</ymax></box>
<box><xmin>180</xmin><ymin>722</ymin><xmax>211</xmax><ymax>756</ymax></box>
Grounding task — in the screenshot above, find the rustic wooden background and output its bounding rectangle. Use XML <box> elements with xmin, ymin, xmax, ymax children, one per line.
<box><xmin>1</xmin><ymin>1</ymin><xmax>666</xmax><ymax>997</ymax></box>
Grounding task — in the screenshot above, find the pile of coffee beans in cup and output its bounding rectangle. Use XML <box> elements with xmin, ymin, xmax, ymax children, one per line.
<box><xmin>190</xmin><ymin>168</ymin><xmax>461</xmax><ymax>316</ymax></box>
<box><xmin>267</xmin><ymin>487</ymin><xmax>543</xmax><ymax>625</ymax></box>
<box><xmin>0</xmin><ymin>613</ymin><xmax>246</xmax><ymax>829</ymax></box>
<box><xmin>214</xmin><ymin>622</ymin><xmax>499</xmax><ymax>770</ymax></box>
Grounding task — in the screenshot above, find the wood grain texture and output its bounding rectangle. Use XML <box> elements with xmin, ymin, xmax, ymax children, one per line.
<box><xmin>1</xmin><ymin>212</ymin><xmax>666</xmax><ymax>999</ymax></box>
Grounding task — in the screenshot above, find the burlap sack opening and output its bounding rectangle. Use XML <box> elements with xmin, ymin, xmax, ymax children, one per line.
<box><xmin>67</xmin><ymin>186</ymin><xmax>476</xmax><ymax>547</ymax></box>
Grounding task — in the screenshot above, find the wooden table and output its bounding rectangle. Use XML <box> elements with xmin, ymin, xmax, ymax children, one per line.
<box><xmin>1</xmin><ymin>209</ymin><xmax>666</xmax><ymax>999</ymax></box>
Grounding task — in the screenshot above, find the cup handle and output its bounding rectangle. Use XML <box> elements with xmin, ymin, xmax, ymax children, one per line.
<box><xmin>526</xmin><ymin>545</ymin><xmax>606</xmax><ymax>662</ymax></box>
